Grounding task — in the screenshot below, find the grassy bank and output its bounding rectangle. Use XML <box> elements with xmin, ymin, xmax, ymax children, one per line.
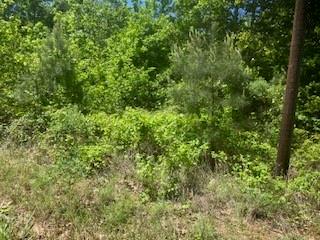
<box><xmin>0</xmin><ymin>147</ymin><xmax>318</xmax><ymax>240</ymax></box>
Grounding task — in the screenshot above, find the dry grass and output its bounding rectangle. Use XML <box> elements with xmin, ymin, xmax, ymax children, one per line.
<box><xmin>0</xmin><ymin>147</ymin><xmax>318</xmax><ymax>240</ymax></box>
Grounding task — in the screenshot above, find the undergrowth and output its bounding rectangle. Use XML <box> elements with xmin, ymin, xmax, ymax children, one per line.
<box><xmin>0</xmin><ymin>146</ymin><xmax>318</xmax><ymax>239</ymax></box>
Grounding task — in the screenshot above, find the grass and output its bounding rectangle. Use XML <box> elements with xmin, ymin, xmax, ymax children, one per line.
<box><xmin>0</xmin><ymin>147</ymin><xmax>318</xmax><ymax>239</ymax></box>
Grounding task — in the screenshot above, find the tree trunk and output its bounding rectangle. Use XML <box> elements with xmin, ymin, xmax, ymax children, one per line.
<box><xmin>275</xmin><ymin>0</ymin><xmax>306</xmax><ymax>176</ymax></box>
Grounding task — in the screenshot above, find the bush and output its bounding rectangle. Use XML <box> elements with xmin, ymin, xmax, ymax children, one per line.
<box><xmin>231</xmin><ymin>135</ymin><xmax>320</xmax><ymax>223</ymax></box>
<box><xmin>297</xmin><ymin>82</ymin><xmax>320</xmax><ymax>133</ymax></box>
<box><xmin>40</xmin><ymin>107</ymin><xmax>207</xmax><ymax>192</ymax></box>
<box><xmin>41</xmin><ymin>106</ymin><xmax>109</xmax><ymax>174</ymax></box>
<box><xmin>289</xmin><ymin>135</ymin><xmax>320</xmax><ymax>207</ymax></box>
<box><xmin>4</xmin><ymin>113</ymin><xmax>47</xmax><ymax>146</ymax></box>
<box><xmin>40</xmin><ymin>106</ymin><xmax>281</xmax><ymax>199</ymax></box>
<box><xmin>292</xmin><ymin>134</ymin><xmax>320</xmax><ymax>171</ymax></box>
<box><xmin>90</xmin><ymin>108</ymin><xmax>207</xmax><ymax>199</ymax></box>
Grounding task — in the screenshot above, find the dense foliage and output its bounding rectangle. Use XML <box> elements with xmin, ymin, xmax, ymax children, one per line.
<box><xmin>0</xmin><ymin>1</ymin><xmax>319</xmax><ymax>237</ymax></box>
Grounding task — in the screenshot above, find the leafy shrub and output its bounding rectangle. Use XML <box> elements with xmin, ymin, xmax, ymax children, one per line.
<box><xmin>41</xmin><ymin>106</ymin><xmax>110</xmax><ymax>174</ymax></box>
<box><xmin>234</xmin><ymin>156</ymin><xmax>271</xmax><ymax>188</ymax></box>
<box><xmin>3</xmin><ymin>105</ymin><xmax>279</xmax><ymax>201</ymax></box>
<box><xmin>89</xmin><ymin>108</ymin><xmax>207</xmax><ymax>198</ymax></box>
<box><xmin>297</xmin><ymin>82</ymin><xmax>320</xmax><ymax>132</ymax></box>
<box><xmin>78</xmin><ymin>144</ymin><xmax>112</xmax><ymax>173</ymax></box>
<box><xmin>231</xmin><ymin>135</ymin><xmax>320</xmax><ymax>222</ymax></box>
<box><xmin>40</xmin><ymin>107</ymin><xmax>207</xmax><ymax>189</ymax></box>
<box><xmin>289</xmin><ymin>135</ymin><xmax>320</xmax><ymax>207</ymax></box>
<box><xmin>42</xmin><ymin>106</ymin><xmax>95</xmax><ymax>150</ymax></box>
<box><xmin>4</xmin><ymin>113</ymin><xmax>47</xmax><ymax>146</ymax></box>
<box><xmin>292</xmin><ymin>134</ymin><xmax>320</xmax><ymax>171</ymax></box>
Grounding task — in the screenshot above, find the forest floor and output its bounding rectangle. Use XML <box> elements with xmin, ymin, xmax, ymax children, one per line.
<box><xmin>0</xmin><ymin>147</ymin><xmax>318</xmax><ymax>240</ymax></box>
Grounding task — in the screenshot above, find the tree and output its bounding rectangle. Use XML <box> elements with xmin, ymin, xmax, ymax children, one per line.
<box><xmin>175</xmin><ymin>0</ymin><xmax>241</xmax><ymax>41</ymax></box>
<box><xmin>170</xmin><ymin>31</ymin><xmax>250</xmax><ymax>169</ymax></box>
<box><xmin>3</xmin><ymin>0</ymin><xmax>54</xmax><ymax>27</ymax></box>
<box><xmin>275</xmin><ymin>0</ymin><xmax>306</xmax><ymax>176</ymax></box>
<box><xmin>17</xmin><ymin>21</ymin><xmax>83</xmax><ymax>108</ymax></box>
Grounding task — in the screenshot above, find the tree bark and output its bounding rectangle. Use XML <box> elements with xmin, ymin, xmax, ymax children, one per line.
<box><xmin>275</xmin><ymin>0</ymin><xmax>306</xmax><ymax>176</ymax></box>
